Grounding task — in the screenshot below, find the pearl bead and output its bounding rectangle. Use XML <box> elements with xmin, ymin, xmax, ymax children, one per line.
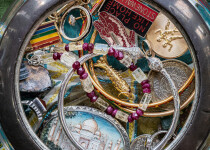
<box><xmin>53</xmin><ymin>52</ymin><xmax>58</xmax><ymax>60</ymax></box>
<box><xmin>77</xmin><ymin>67</ymin><xmax>85</xmax><ymax>75</ymax></box>
<box><xmin>131</xmin><ymin>113</ymin><xmax>139</xmax><ymax>120</ymax></box>
<box><xmin>117</xmin><ymin>51</ymin><xmax>124</xmax><ymax>60</ymax></box>
<box><xmin>136</xmin><ymin>109</ymin><xmax>144</xmax><ymax>117</ymax></box>
<box><xmin>87</xmin><ymin>91</ymin><xmax>95</xmax><ymax>98</ymax></box>
<box><xmin>80</xmin><ymin>72</ymin><xmax>88</xmax><ymax>80</ymax></box>
<box><xmin>108</xmin><ymin>47</ymin><xmax>115</xmax><ymax>56</ymax></box>
<box><xmin>90</xmin><ymin>96</ymin><xmax>98</xmax><ymax>103</ymax></box>
<box><xmin>106</xmin><ymin>106</ymin><xmax>114</xmax><ymax>115</ymax></box>
<box><xmin>141</xmin><ymin>80</ymin><xmax>149</xmax><ymax>86</ymax></box>
<box><xmin>143</xmin><ymin>88</ymin><xmax>151</xmax><ymax>94</ymax></box>
<box><xmin>83</xmin><ymin>43</ymin><xmax>89</xmax><ymax>51</ymax></box>
<box><xmin>128</xmin><ymin>115</ymin><xmax>134</xmax><ymax>123</ymax></box>
<box><xmin>142</xmin><ymin>83</ymin><xmax>150</xmax><ymax>89</ymax></box>
<box><xmin>72</xmin><ymin>61</ymin><xmax>80</xmax><ymax>70</ymax></box>
<box><xmin>130</xmin><ymin>63</ymin><xmax>137</xmax><ymax>71</ymax></box>
<box><xmin>112</xmin><ymin>109</ymin><xmax>118</xmax><ymax>117</ymax></box>
<box><xmin>65</xmin><ymin>44</ymin><xmax>69</xmax><ymax>51</ymax></box>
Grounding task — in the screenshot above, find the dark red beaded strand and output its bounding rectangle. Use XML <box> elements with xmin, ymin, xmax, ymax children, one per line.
<box><xmin>72</xmin><ymin>45</ymin><xmax>145</xmax><ymax>123</ymax></box>
<box><xmin>82</xmin><ymin>43</ymin><xmax>94</xmax><ymax>52</ymax></box>
<box><xmin>108</xmin><ymin>47</ymin><xmax>124</xmax><ymax>60</ymax></box>
<box><xmin>128</xmin><ymin>63</ymin><xmax>148</xmax><ymax>122</ymax></box>
<box><xmin>53</xmin><ymin>52</ymin><xmax>63</xmax><ymax>60</ymax></box>
<box><xmin>127</xmin><ymin>109</ymin><xmax>144</xmax><ymax>123</ymax></box>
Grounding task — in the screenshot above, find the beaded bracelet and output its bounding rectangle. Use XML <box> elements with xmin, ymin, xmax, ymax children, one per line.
<box><xmin>61</xmin><ymin>41</ymin><xmax>194</xmax><ymax>117</ymax></box>
<box><xmin>70</xmin><ymin>44</ymin><xmax>144</xmax><ymax>123</ymax></box>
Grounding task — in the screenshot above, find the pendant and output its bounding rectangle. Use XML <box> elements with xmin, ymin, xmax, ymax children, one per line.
<box><xmin>40</xmin><ymin>106</ymin><xmax>130</xmax><ymax>150</ymax></box>
<box><xmin>146</xmin><ymin>13</ymin><xmax>188</xmax><ymax>58</ymax></box>
<box><xmin>94</xmin><ymin>56</ymin><xmax>133</xmax><ymax>100</ymax></box>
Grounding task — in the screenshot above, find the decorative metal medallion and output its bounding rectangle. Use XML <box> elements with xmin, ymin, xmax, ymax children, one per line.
<box><xmin>130</xmin><ymin>134</ymin><xmax>160</xmax><ymax>150</ymax></box>
<box><xmin>146</xmin><ymin>13</ymin><xmax>188</xmax><ymax>58</ymax></box>
<box><xmin>148</xmin><ymin>59</ymin><xmax>194</xmax><ymax>110</ymax></box>
<box><xmin>40</xmin><ymin>106</ymin><xmax>130</xmax><ymax>150</ymax></box>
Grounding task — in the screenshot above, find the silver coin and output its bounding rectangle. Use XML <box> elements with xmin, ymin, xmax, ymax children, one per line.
<box><xmin>130</xmin><ymin>134</ymin><xmax>159</xmax><ymax>150</ymax></box>
<box><xmin>148</xmin><ymin>59</ymin><xmax>195</xmax><ymax>110</ymax></box>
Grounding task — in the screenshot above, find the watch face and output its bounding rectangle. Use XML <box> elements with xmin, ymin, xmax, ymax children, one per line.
<box><xmin>18</xmin><ymin>0</ymin><xmax>196</xmax><ymax>149</ymax></box>
<box><xmin>2</xmin><ymin>0</ymin><xmax>208</xmax><ymax>149</ymax></box>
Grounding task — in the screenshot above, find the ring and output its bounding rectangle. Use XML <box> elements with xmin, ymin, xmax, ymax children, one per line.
<box><xmin>59</xmin><ymin>5</ymin><xmax>92</xmax><ymax>42</ymax></box>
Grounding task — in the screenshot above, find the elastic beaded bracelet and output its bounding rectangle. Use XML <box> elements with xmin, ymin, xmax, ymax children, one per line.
<box><xmin>72</xmin><ymin>59</ymin><xmax>144</xmax><ymax>123</ymax></box>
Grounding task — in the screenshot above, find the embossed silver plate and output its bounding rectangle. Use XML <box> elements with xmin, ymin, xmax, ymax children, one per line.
<box><xmin>40</xmin><ymin>106</ymin><xmax>130</xmax><ymax>150</ymax></box>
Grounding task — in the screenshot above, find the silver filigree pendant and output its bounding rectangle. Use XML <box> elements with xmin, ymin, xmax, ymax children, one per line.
<box><xmin>40</xmin><ymin>106</ymin><xmax>130</xmax><ymax>150</ymax></box>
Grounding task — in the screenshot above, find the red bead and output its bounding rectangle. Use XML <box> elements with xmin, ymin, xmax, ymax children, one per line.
<box><xmin>87</xmin><ymin>91</ymin><xmax>95</xmax><ymax>98</ymax></box>
<box><xmin>53</xmin><ymin>52</ymin><xmax>58</xmax><ymax>60</ymax></box>
<box><xmin>108</xmin><ymin>47</ymin><xmax>115</xmax><ymax>56</ymax></box>
<box><xmin>142</xmin><ymin>83</ymin><xmax>150</xmax><ymax>89</ymax></box>
<box><xmin>136</xmin><ymin>109</ymin><xmax>144</xmax><ymax>117</ymax></box>
<box><xmin>141</xmin><ymin>80</ymin><xmax>149</xmax><ymax>86</ymax></box>
<box><xmin>65</xmin><ymin>44</ymin><xmax>69</xmax><ymax>51</ymax></box>
<box><xmin>77</xmin><ymin>67</ymin><xmax>85</xmax><ymax>75</ymax></box>
<box><xmin>106</xmin><ymin>106</ymin><xmax>114</xmax><ymax>115</ymax></box>
<box><xmin>90</xmin><ymin>96</ymin><xmax>98</xmax><ymax>103</ymax></box>
<box><xmin>114</xmin><ymin>50</ymin><xmax>119</xmax><ymax>58</ymax></box>
<box><xmin>88</xmin><ymin>43</ymin><xmax>94</xmax><ymax>52</ymax></box>
<box><xmin>57</xmin><ymin>53</ymin><xmax>63</xmax><ymax>60</ymax></box>
<box><xmin>117</xmin><ymin>51</ymin><xmax>124</xmax><ymax>60</ymax></box>
<box><xmin>143</xmin><ymin>88</ymin><xmax>151</xmax><ymax>93</ymax></box>
<box><xmin>130</xmin><ymin>63</ymin><xmax>137</xmax><ymax>71</ymax></box>
<box><xmin>112</xmin><ymin>109</ymin><xmax>118</xmax><ymax>117</ymax></box>
<box><xmin>83</xmin><ymin>43</ymin><xmax>89</xmax><ymax>51</ymax></box>
<box><xmin>72</xmin><ymin>61</ymin><xmax>80</xmax><ymax>70</ymax></box>
<box><xmin>80</xmin><ymin>72</ymin><xmax>88</xmax><ymax>80</ymax></box>
<box><xmin>131</xmin><ymin>113</ymin><xmax>139</xmax><ymax>120</ymax></box>
<box><xmin>128</xmin><ymin>115</ymin><xmax>134</xmax><ymax>123</ymax></box>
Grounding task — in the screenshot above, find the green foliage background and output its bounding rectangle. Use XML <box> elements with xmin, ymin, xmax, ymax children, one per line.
<box><xmin>0</xmin><ymin>0</ymin><xmax>14</xmax><ymax>19</ymax></box>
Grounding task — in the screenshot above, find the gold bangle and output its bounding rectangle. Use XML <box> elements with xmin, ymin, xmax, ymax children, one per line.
<box><xmin>89</xmin><ymin>60</ymin><xmax>194</xmax><ymax>107</ymax></box>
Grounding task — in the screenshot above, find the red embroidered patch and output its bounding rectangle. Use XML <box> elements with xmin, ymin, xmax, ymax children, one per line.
<box><xmin>99</xmin><ymin>0</ymin><xmax>159</xmax><ymax>37</ymax></box>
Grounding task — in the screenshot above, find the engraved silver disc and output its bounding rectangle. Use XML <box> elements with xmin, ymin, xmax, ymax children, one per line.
<box><xmin>130</xmin><ymin>134</ymin><xmax>159</xmax><ymax>150</ymax></box>
<box><xmin>148</xmin><ymin>59</ymin><xmax>195</xmax><ymax>110</ymax></box>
